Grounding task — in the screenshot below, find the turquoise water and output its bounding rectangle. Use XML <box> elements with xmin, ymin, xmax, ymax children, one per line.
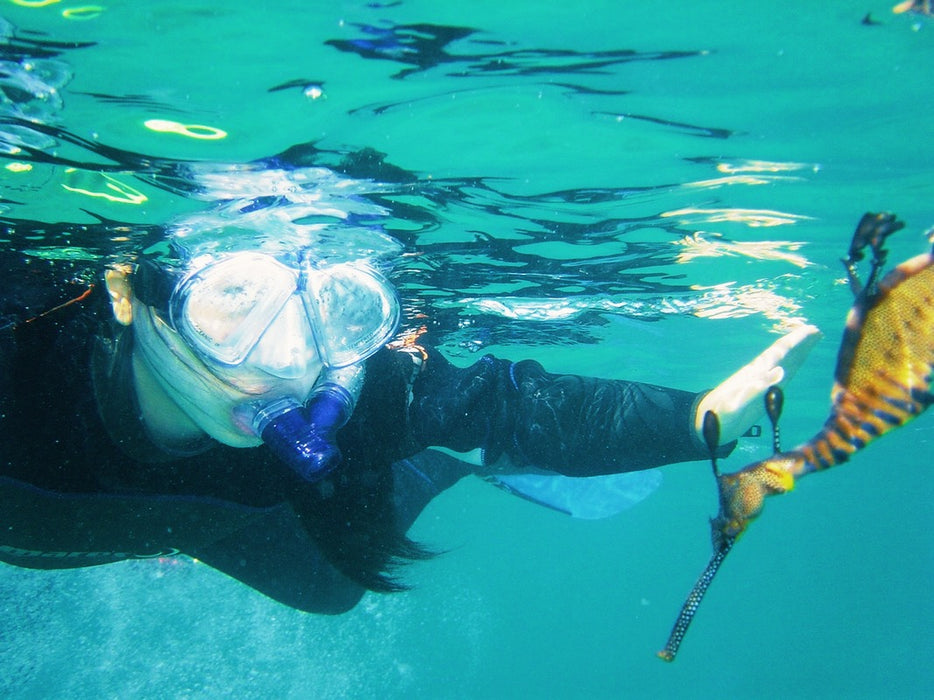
<box><xmin>1</xmin><ymin>1</ymin><xmax>933</xmax><ymax>697</ymax></box>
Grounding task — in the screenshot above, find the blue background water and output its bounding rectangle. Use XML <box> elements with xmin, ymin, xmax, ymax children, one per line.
<box><xmin>1</xmin><ymin>1</ymin><xmax>933</xmax><ymax>697</ymax></box>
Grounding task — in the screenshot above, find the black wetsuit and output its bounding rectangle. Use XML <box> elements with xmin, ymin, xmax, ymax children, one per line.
<box><xmin>0</xmin><ymin>259</ymin><xmax>724</xmax><ymax>613</ymax></box>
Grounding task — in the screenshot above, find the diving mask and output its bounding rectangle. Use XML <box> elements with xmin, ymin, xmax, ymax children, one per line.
<box><xmin>166</xmin><ymin>252</ymin><xmax>400</xmax><ymax>376</ymax></box>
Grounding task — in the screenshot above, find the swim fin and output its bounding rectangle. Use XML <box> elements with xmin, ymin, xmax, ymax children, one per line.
<box><xmin>486</xmin><ymin>470</ymin><xmax>662</xmax><ymax>519</ymax></box>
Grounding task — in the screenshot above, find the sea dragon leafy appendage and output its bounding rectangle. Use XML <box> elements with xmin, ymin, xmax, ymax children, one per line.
<box><xmin>659</xmin><ymin>213</ymin><xmax>934</xmax><ymax>661</ymax></box>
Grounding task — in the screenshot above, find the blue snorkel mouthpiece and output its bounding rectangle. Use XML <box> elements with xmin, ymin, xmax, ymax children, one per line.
<box><xmin>252</xmin><ymin>385</ymin><xmax>355</xmax><ymax>482</ymax></box>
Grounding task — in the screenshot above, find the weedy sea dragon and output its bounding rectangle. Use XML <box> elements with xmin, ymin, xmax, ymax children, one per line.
<box><xmin>658</xmin><ymin>212</ymin><xmax>934</xmax><ymax>662</ymax></box>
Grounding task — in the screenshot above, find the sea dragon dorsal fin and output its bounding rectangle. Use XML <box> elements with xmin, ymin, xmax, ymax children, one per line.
<box><xmin>841</xmin><ymin>211</ymin><xmax>905</xmax><ymax>298</ymax></box>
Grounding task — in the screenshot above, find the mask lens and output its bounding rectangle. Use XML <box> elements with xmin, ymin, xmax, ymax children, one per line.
<box><xmin>303</xmin><ymin>263</ymin><xmax>400</xmax><ymax>367</ymax></box>
<box><xmin>171</xmin><ymin>254</ymin><xmax>298</xmax><ymax>365</ymax></box>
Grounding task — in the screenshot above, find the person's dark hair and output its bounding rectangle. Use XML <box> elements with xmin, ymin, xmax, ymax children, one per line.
<box><xmin>291</xmin><ymin>459</ymin><xmax>433</xmax><ymax>592</ymax></box>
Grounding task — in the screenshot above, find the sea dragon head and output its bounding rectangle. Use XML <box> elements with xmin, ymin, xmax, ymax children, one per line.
<box><xmin>710</xmin><ymin>453</ymin><xmax>797</xmax><ymax>549</ymax></box>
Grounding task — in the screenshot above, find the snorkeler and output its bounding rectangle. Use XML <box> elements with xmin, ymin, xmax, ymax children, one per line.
<box><xmin>0</xmin><ymin>237</ymin><xmax>818</xmax><ymax>613</ymax></box>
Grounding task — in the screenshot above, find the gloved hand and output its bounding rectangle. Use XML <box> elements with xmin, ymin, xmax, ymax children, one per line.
<box><xmin>696</xmin><ymin>324</ymin><xmax>821</xmax><ymax>446</ymax></box>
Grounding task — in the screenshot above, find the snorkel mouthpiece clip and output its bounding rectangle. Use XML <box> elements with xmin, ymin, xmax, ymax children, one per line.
<box><xmin>251</xmin><ymin>385</ymin><xmax>355</xmax><ymax>482</ymax></box>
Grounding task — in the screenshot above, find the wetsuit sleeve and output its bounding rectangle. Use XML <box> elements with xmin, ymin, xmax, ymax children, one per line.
<box><xmin>407</xmin><ymin>348</ymin><xmax>733</xmax><ymax>475</ymax></box>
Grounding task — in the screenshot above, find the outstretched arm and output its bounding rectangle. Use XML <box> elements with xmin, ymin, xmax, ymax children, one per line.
<box><xmin>405</xmin><ymin>324</ymin><xmax>819</xmax><ymax>477</ymax></box>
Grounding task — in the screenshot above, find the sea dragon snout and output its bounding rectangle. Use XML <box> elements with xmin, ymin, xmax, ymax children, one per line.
<box><xmin>659</xmin><ymin>212</ymin><xmax>934</xmax><ymax>662</ymax></box>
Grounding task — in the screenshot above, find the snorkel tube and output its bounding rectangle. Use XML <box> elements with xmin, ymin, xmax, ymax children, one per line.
<box><xmin>251</xmin><ymin>366</ymin><xmax>363</xmax><ymax>481</ymax></box>
<box><xmin>247</xmin><ymin>258</ymin><xmax>400</xmax><ymax>481</ymax></box>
